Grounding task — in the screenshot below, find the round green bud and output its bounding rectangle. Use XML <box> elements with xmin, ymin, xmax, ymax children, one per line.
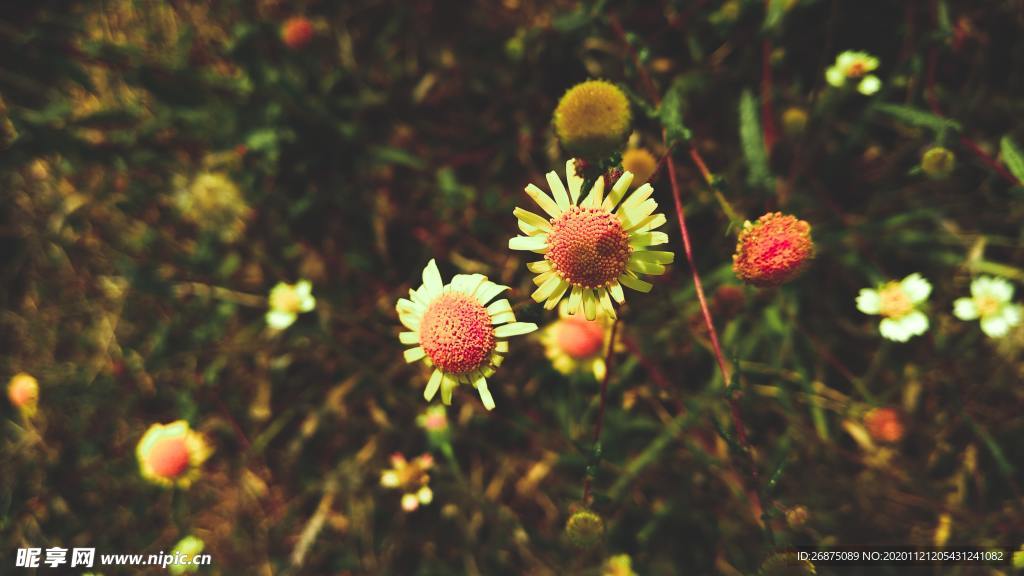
<box><xmin>554</xmin><ymin>80</ymin><xmax>632</xmax><ymax>161</ymax></box>
<box><xmin>921</xmin><ymin>146</ymin><xmax>955</xmax><ymax>179</ymax></box>
<box><xmin>564</xmin><ymin>509</ymin><xmax>605</xmax><ymax>549</ymax></box>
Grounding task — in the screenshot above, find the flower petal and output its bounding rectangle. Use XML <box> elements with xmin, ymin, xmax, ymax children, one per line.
<box><xmin>509</xmin><ymin>235</ymin><xmax>549</xmax><ymax>253</ymax></box>
<box><xmin>618</xmin><ymin>272</ymin><xmax>653</xmax><ymax>293</ymax></box>
<box><xmin>474</xmin><ymin>281</ymin><xmax>509</xmax><ymax>306</ymax></box>
<box><xmin>527</xmin><ymin>260</ymin><xmax>552</xmax><ymax>273</ymax></box>
<box><xmin>629</xmin><ymin>231</ymin><xmax>668</xmax><ymax>248</ymax></box>
<box><xmin>855</xmin><ymin>288</ymin><xmax>881</xmax><ymax>315</ymax></box>
<box><xmin>608</xmin><ymin>281</ymin><xmax>625</xmax><ymax>303</ymax></box>
<box><xmin>266</xmin><ymin>310</ymin><xmax>297</xmax><ymax>329</ymax></box>
<box><xmin>514</xmin><ymin>207</ymin><xmax>553</xmax><ymax>234</ymax></box>
<box><xmin>544</xmin><ymin>279</ymin><xmax>570</xmax><ymax>310</ymax></box>
<box><xmin>952</xmin><ymin>298</ymin><xmax>978</xmax><ymax>321</ymax></box>
<box><xmin>900</xmin><ymin>274</ymin><xmax>932</xmax><ymax>304</ymax></box>
<box><xmin>399</xmin><ymin>331</ymin><xmax>420</xmax><ymax>344</ymax></box>
<box><xmin>546</xmin><ymin>170</ymin><xmax>571</xmax><ymax>212</ymax></box>
<box><xmin>632</xmin><ymin>250</ymin><xmax>675</xmax><ymax>264</ymax></box>
<box><xmin>980</xmin><ymin>315</ymin><xmax>1009</xmax><ymax>338</ymax></box>
<box><xmin>424</xmin><ymin>369</ymin><xmax>443</xmax><ymax>401</ymax></box>
<box><xmin>565</xmin><ymin>159</ymin><xmax>584</xmax><ymax>204</ymax></box>
<box><xmin>580</xmin><ymin>175</ymin><xmax>605</xmax><ymax>208</ymax></box>
<box><xmin>494</xmin><ymin>322</ymin><xmax>538</xmax><ymax>338</ymax></box>
<box><xmin>422</xmin><ymin>259</ymin><xmax>443</xmax><ymax>298</ymax></box>
<box><xmin>440</xmin><ymin>373</ymin><xmax>457</xmax><ymax>405</ymax></box>
<box><xmin>603</xmin><ymin>171</ymin><xmax>634</xmax><ymax>211</ymax></box>
<box><xmin>473</xmin><ymin>374</ymin><xmax>495</xmax><ymax>410</ymax></box>
<box><xmin>404</xmin><ymin>347</ymin><xmax>427</xmax><ymax>363</ymax></box>
<box><xmin>525</xmin><ymin>183</ymin><xmax>562</xmax><ymax>218</ymax></box>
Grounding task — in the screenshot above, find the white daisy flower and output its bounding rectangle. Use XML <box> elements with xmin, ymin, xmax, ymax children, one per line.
<box><xmin>266</xmin><ymin>280</ymin><xmax>316</xmax><ymax>329</ymax></box>
<box><xmin>953</xmin><ymin>276</ymin><xmax>1022</xmax><ymax>338</ymax></box>
<box><xmin>856</xmin><ymin>273</ymin><xmax>931</xmax><ymax>342</ymax></box>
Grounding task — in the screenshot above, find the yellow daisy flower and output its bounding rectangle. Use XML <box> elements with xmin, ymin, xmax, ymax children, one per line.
<box><xmin>541</xmin><ymin>301</ymin><xmax>613</xmax><ymax>381</ymax></box>
<box><xmin>508</xmin><ymin>160</ymin><xmax>673</xmax><ymax>320</ymax></box>
<box><xmin>136</xmin><ymin>420</ymin><xmax>211</xmax><ymax>488</ymax></box>
<box><xmin>396</xmin><ymin>260</ymin><xmax>537</xmax><ymax>410</ymax></box>
<box><xmin>7</xmin><ymin>372</ymin><xmax>39</xmax><ymax>416</ymax></box>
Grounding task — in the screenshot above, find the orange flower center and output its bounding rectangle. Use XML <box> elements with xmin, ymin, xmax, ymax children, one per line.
<box><xmin>877</xmin><ymin>282</ymin><xmax>913</xmax><ymax>318</ymax></box>
<box><xmin>8</xmin><ymin>378</ymin><xmax>37</xmax><ymax>407</ymax></box>
<box><xmin>845</xmin><ymin>60</ymin><xmax>867</xmax><ymax>77</ymax></box>
<box><xmin>419</xmin><ymin>293</ymin><xmax>495</xmax><ymax>374</ymax></box>
<box><xmin>546</xmin><ymin>206</ymin><xmax>631</xmax><ymax>288</ymax></box>
<box><xmin>271</xmin><ymin>288</ymin><xmax>302</xmax><ymax>313</ymax></box>
<box><xmin>556</xmin><ymin>317</ymin><xmax>605</xmax><ymax>359</ymax></box>
<box><xmin>148</xmin><ymin>437</ymin><xmax>191</xmax><ymax>478</ymax></box>
<box><xmin>975</xmin><ymin>295</ymin><xmax>1001</xmax><ymax>317</ymax></box>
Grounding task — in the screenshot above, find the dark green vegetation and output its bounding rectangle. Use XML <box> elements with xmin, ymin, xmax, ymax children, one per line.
<box><xmin>2</xmin><ymin>1</ymin><xmax>1023</xmax><ymax>574</ymax></box>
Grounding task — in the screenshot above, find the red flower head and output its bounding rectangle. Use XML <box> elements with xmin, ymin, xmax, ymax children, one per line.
<box><xmin>864</xmin><ymin>407</ymin><xmax>904</xmax><ymax>443</ymax></box>
<box><xmin>281</xmin><ymin>17</ymin><xmax>314</xmax><ymax>50</ymax></box>
<box><xmin>732</xmin><ymin>212</ymin><xmax>814</xmax><ymax>287</ymax></box>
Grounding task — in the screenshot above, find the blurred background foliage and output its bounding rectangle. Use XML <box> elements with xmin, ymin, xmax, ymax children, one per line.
<box><xmin>1</xmin><ymin>0</ymin><xmax>1023</xmax><ymax>574</ymax></box>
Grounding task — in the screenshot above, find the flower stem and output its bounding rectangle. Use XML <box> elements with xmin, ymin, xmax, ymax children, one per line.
<box><xmin>582</xmin><ymin>317</ymin><xmax>620</xmax><ymax>506</ymax></box>
<box><xmin>665</xmin><ymin>134</ymin><xmax>771</xmax><ymax>534</ymax></box>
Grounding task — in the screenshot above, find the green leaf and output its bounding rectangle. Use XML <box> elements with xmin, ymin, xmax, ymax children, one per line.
<box><xmin>370</xmin><ymin>146</ymin><xmax>425</xmax><ymax>170</ymax></box>
<box><xmin>763</xmin><ymin>0</ymin><xmax>787</xmax><ymax>32</ymax></box>
<box><xmin>739</xmin><ymin>90</ymin><xmax>771</xmax><ymax>189</ymax></box>
<box><xmin>873</xmin><ymin>103</ymin><xmax>961</xmax><ymax>133</ymax></box>
<box><xmin>659</xmin><ymin>77</ymin><xmax>692</xmax><ymax>146</ymax></box>
<box><xmin>999</xmin><ymin>136</ymin><xmax>1024</xmax><ymax>184</ymax></box>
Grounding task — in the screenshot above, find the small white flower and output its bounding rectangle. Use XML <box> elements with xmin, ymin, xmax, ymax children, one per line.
<box><xmin>953</xmin><ymin>276</ymin><xmax>1022</xmax><ymax>338</ymax></box>
<box><xmin>856</xmin><ymin>273</ymin><xmax>931</xmax><ymax>342</ymax></box>
<box><xmin>266</xmin><ymin>280</ymin><xmax>316</xmax><ymax>329</ymax></box>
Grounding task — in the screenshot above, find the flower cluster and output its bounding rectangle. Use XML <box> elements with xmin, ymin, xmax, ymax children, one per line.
<box><xmin>857</xmin><ymin>274</ymin><xmax>1021</xmax><ymax>342</ymax></box>
<box><xmin>826</xmin><ymin>50</ymin><xmax>882</xmax><ymax>95</ymax></box>
<box><xmin>380</xmin><ymin>453</ymin><xmax>434</xmax><ymax>512</ymax></box>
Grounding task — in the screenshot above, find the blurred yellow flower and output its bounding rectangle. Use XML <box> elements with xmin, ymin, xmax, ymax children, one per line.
<box><xmin>175</xmin><ymin>171</ymin><xmax>251</xmax><ymax>242</ymax></box>
<box><xmin>7</xmin><ymin>372</ymin><xmax>39</xmax><ymax>416</ymax></box>
<box><xmin>380</xmin><ymin>453</ymin><xmax>434</xmax><ymax>512</ymax></box>
<box><xmin>266</xmin><ymin>280</ymin><xmax>316</xmax><ymax>329</ymax></box>
<box><xmin>826</xmin><ymin>51</ymin><xmax>881</xmax><ymax>95</ymax></box>
<box><xmin>621</xmin><ymin>148</ymin><xmax>658</xmax><ymax>188</ymax></box>
<box><xmin>541</xmin><ymin>300</ymin><xmax>613</xmax><ymax>380</ymax></box>
<box><xmin>136</xmin><ymin>420</ymin><xmax>210</xmax><ymax>488</ymax></box>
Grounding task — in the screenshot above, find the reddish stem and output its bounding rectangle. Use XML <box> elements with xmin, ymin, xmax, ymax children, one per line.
<box><xmin>924</xmin><ymin>5</ymin><xmax>1020</xmax><ymax>186</ymax></box>
<box><xmin>761</xmin><ymin>37</ymin><xmax>778</xmax><ymax>156</ymax></box>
